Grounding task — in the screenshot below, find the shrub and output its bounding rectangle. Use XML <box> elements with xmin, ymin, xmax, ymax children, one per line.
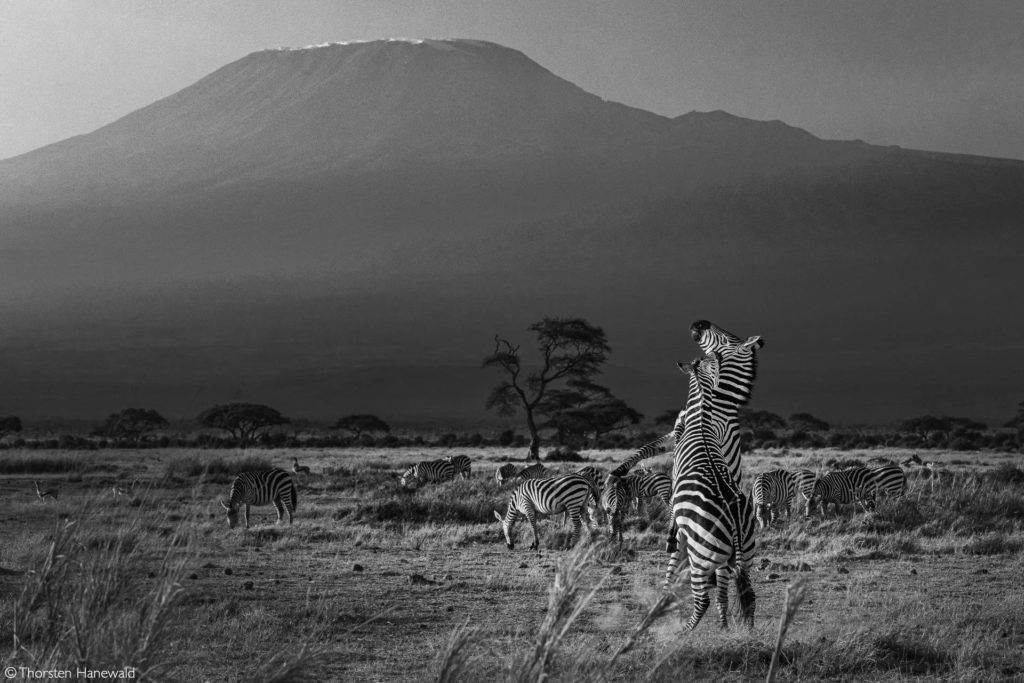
<box><xmin>544</xmin><ymin>447</ymin><xmax>585</xmax><ymax>462</ymax></box>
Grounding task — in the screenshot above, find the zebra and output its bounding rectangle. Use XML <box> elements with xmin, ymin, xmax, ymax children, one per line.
<box><xmin>291</xmin><ymin>457</ymin><xmax>311</xmax><ymax>475</ymax></box>
<box><xmin>869</xmin><ymin>463</ymin><xmax>907</xmax><ymax>499</ymax></box>
<box><xmin>445</xmin><ymin>454</ymin><xmax>472</xmax><ymax>480</ymax></box>
<box><xmin>665</xmin><ymin>354</ymin><xmax>755</xmax><ymax>630</ymax></box>
<box><xmin>807</xmin><ymin>468</ymin><xmax>876</xmax><ymax>517</ymax></box>
<box><xmin>622</xmin><ymin>471</ymin><xmax>672</xmax><ymax>515</ymax></box>
<box><xmin>496</xmin><ymin>462</ymin><xmax>551</xmax><ymax>485</ymax></box>
<box><xmin>34</xmin><ymin>480</ymin><xmax>59</xmax><ymax>502</ymax></box>
<box><xmin>572</xmin><ymin>465</ymin><xmax>606</xmax><ymax>525</ymax></box>
<box><xmin>793</xmin><ymin>469</ymin><xmax>817</xmax><ymax>512</ymax></box>
<box><xmin>750</xmin><ymin>470</ymin><xmax>798</xmax><ymax>528</ymax></box>
<box><xmin>493</xmin><ymin>474</ymin><xmax>598</xmax><ymax>550</ymax></box>
<box><xmin>400</xmin><ymin>459</ymin><xmax>457</xmax><ymax>489</ymax></box>
<box><xmin>601</xmin><ymin>473</ymin><xmax>628</xmax><ymax>544</ymax></box>
<box><xmin>220</xmin><ymin>469</ymin><xmax>297</xmax><ymax>529</ymax></box>
<box><xmin>610</xmin><ymin>319</ymin><xmax>762</xmax><ymax>488</ymax></box>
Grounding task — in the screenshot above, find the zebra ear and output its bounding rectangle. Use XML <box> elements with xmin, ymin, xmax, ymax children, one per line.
<box><xmin>220</xmin><ymin>500</ymin><xmax>230</xmax><ymax>511</ymax></box>
<box><xmin>677</xmin><ymin>361</ymin><xmax>695</xmax><ymax>375</ymax></box>
<box><xmin>493</xmin><ymin>510</ymin><xmax>503</xmax><ymax>522</ymax></box>
<box><xmin>743</xmin><ymin>335</ymin><xmax>763</xmax><ymax>349</ymax></box>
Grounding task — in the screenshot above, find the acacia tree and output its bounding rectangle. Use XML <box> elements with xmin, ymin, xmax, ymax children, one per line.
<box><xmin>537</xmin><ymin>379</ymin><xmax>642</xmax><ymax>447</ymax></box>
<box><xmin>1006</xmin><ymin>401</ymin><xmax>1024</xmax><ymax>441</ymax></box>
<box><xmin>96</xmin><ymin>408</ymin><xmax>169</xmax><ymax>444</ymax></box>
<box><xmin>483</xmin><ymin>317</ymin><xmax>611</xmax><ymax>461</ymax></box>
<box><xmin>333</xmin><ymin>414</ymin><xmax>391</xmax><ymax>438</ymax></box>
<box><xmin>196</xmin><ymin>403</ymin><xmax>289</xmax><ymax>447</ymax></box>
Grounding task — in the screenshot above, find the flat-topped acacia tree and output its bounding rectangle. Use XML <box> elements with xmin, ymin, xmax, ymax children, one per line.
<box><xmin>333</xmin><ymin>414</ymin><xmax>391</xmax><ymax>439</ymax></box>
<box><xmin>483</xmin><ymin>317</ymin><xmax>612</xmax><ymax>461</ymax></box>
<box><xmin>197</xmin><ymin>403</ymin><xmax>289</xmax><ymax>447</ymax></box>
<box><xmin>96</xmin><ymin>408</ymin><xmax>169</xmax><ymax>445</ymax></box>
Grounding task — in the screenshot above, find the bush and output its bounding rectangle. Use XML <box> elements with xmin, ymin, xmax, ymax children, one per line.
<box><xmin>544</xmin><ymin>447</ymin><xmax>585</xmax><ymax>462</ymax></box>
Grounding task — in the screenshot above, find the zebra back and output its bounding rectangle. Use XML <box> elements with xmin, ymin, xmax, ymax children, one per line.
<box><xmin>227</xmin><ymin>469</ymin><xmax>296</xmax><ymax>509</ymax></box>
<box><xmin>623</xmin><ymin>471</ymin><xmax>671</xmax><ymax>507</ymax></box>
<box><xmin>401</xmin><ymin>459</ymin><xmax>456</xmax><ymax>489</ymax></box>
<box><xmin>445</xmin><ymin>454</ymin><xmax>472</xmax><ymax>479</ymax></box>
<box><xmin>869</xmin><ymin>463</ymin><xmax>907</xmax><ymax>498</ymax></box>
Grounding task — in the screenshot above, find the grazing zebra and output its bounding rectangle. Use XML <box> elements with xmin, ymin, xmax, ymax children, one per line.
<box><xmin>807</xmin><ymin>468</ymin><xmax>876</xmax><ymax>517</ymax></box>
<box><xmin>493</xmin><ymin>474</ymin><xmax>597</xmax><ymax>550</ymax></box>
<box><xmin>292</xmin><ymin>457</ymin><xmax>311</xmax><ymax>475</ymax></box>
<box><xmin>445</xmin><ymin>454</ymin><xmax>472</xmax><ymax>480</ymax></box>
<box><xmin>665</xmin><ymin>354</ymin><xmax>755</xmax><ymax>630</ymax></box>
<box><xmin>496</xmin><ymin>462</ymin><xmax>551</xmax><ymax>485</ymax></box>
<box><xmin>601</xmin><ymin>473</ymin><xmax>628</xmax><ymax>543</ymax></box>
<box><xmin>34</xmin><ymin>480</ymin><xmax>59</xmax><ymax>502</ymax></box>
<box><xmin>751</xmin><ymin>470</ymin><xmax>798</xmax><ymax>528</ymax></box>
<box><xmin>622</xmin><ymin>471</ymin><xmax>672</xmax><ymax>514</ymax></box>
<box><xmin>869</xmin><ymin>463</ymin><xmax>907</xmax><ymax>499</ymax></box>
<box><xmin>220</xmin><ymin>469</ymin><xmax>297</xmax><ymax>529</ymax></box>
<box><xmin>400</xmin><ymin>459</ymin><xmax>457</xmax><ymax>489</ymax></box>
<box><xmin>572</xmin><ymin>465</ymin><xmax>605</xmax><ymax>525</ymax></box>
<box><xmin>793</xmin><ymin>469</ymin><xmax>817</xmax><ymax>511</ymax></box>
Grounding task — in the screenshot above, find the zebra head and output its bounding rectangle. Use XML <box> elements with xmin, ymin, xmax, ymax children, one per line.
<box><xmin>493</xmin><ymin>507</ymin><xmax>517</xmax><ymax>550</ymax></box>
<box><xmin>690</xmin><ymin>320</ymin><xmax>763</xmax><ymax>355</ymax></box>
<box><xmin>495</xmin><ymin>463</ymin><xmax>516</xmax><ymax>485</ymax></box>
<box><xmin>221</xmin><ymin>500</ymin><xmax>240</xmax><ymax>529</ymax></box>
<box><xmin>400</xmin><ymin>465</ymin><xmax>420</xmax><ymax>490</ymax></box>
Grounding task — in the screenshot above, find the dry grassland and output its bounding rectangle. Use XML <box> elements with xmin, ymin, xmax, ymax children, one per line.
<box><xmin>1</xmin><ymin>447</ymin><xmax>1023</xmax><ymax>682</ymax></box>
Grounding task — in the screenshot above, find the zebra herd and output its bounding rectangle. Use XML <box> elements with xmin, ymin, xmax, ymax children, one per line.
<box><xmin>216</xmin><ymin>319</ymin><xmax>913</xmax><ymax>632</ymax></box>
<box><xmin>751</xmin><ymin>462</ymin><xmax>907</xmax><ymax>527</ymax></box>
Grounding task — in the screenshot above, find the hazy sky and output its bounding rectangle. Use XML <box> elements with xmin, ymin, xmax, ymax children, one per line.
<box><xmin>2</xmin><ymin>0</ymin><xmax>1023</xmax><ymax>161</ymax></box>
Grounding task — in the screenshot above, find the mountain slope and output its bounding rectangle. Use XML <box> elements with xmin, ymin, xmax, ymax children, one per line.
<box><xmin>1</xmin><ymin>39</ymin><xmax>1022</xmax><ymax>424</ymax></box>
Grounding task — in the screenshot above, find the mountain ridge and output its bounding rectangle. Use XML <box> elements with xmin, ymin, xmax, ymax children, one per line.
<box><xmin>1</xmin><ymin>38</ymin><xmax>1022</xmax><ymax>423</ymax></box>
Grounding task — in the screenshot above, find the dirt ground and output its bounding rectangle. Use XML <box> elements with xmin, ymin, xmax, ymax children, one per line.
<box><xmin>2</xmin><ymin>447</ymin><xmax>1023</xmax><ymax>682</ymax></box>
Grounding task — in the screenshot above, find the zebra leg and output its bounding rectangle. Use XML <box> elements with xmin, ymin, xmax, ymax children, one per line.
<box><xmin>244</xmin><ymin>504</ymin><xmax>251</xmax><ymax>529</ymax></box>
<box><xmin>665</xmin><ymin>518</ymin><xmax>678</xmax><ymax>553</ymax></box>
<box><xmin>525</xmin><ymin>506</ymin><xmax>541</xmax><ymax>551</ymax></box>
<box><xmin>569</xmin><ymin>512</ymin><xmax>583</xmax><ymax>548</ymax></box>
<box><xmin>663</xmin><ymin>529</ymin><xmax>687</xmax><ymax>589</ymax></box>
<box><xmin>274</xmin><ymin>499</ymin><xmax>286</xmax><ymax>524</ymax></box>
<box><xmin>686</xmin><ymin>568</ymin><xmax>713</xmax><ymax>631</ymax></box>
<box><xmin>755</xmin><ymin>504</ymin><xmax>767</xmax><ymax>529</ymax></box>
<box><xmin>714</xmin><ymin>569</ymin><xmax>729</xmax><ymax>629</ymax></box>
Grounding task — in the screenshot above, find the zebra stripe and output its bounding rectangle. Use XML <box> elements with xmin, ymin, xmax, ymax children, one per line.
<box><xmin>221</xmin><ymin>469</ymin><xmax>297</xmax><ymax>529</ymax></box>
<box><xmin>751</xmin><ymin>470</ymin><xmax>798</xmax><ymax>528</ymax></box>
<box><xmin>401</xmin><ymin>459</ymin><xmax>457</xmax><ymax>489</ymax></box>
<box><xmin>444</xmin><ymin>454</ymin><xmax>472</xmax><ymax>480</ymax></box>
<box><xmin>610</xmin><ymin>320</ymin><xmax>762</xmax><ymax>488</ymax></box>
<box><xmin>496</xmin><ymin>462</ymin><xmax>551</xmax><ymax>485</ymax></box>
<box><xmin>666</xmin><ymin>354</ymin><xmax>755</xmax><ymax>630</ymax></box>
<box><xmin>601</xmin><ymin>474</ymin><xmax>628</xmax><ymax>544</ymax></box>
<box><xmin>493</xmin><ymin>474</ymin><xmax>597</xmax><ymax>550</ymax></box>
<box><xmin>622</xmin><ymin>471</ymin><xmax>672</xmax><ymax>512</ymax></box>
<box><xmin>807</xmin><ymin>468</ymin><xmax>876</xmax><ymax>516</ymax></box>
<box><xmin>869</xmin><ymin>463</ymin><xmax>907</xmax><ymax>499</ymax></box>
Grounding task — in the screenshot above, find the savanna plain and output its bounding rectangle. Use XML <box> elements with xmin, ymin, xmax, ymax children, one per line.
<box><xmin>2</xmin><ymin>447</ymin><xmax>1023</xmax><ymax>682</ymax></box>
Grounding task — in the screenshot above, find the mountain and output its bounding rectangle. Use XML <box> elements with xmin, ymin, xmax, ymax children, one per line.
<box><xmin>2</xmin><ymin>38</ymin><xmax>1022</xmax><ymax>425</ymax></box>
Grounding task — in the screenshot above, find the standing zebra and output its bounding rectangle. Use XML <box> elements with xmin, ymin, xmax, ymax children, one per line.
<box><xmin>751</xmin><ymin>470</ymin><xmax>798</xmax><ymax>528</ymax></box>
<box><xmin>665</xmin><ymin>354</ymin><xmax>755</xmax><ymax>630</ymax></box>
<box><xmin>445</xmin><ymin>454</ymin><xmax>472</xmax><ymax>480</ymax></box>
<box><xmin>869</xmin><ymin>463</ymin><xmax>907</xmax><ymax>499</ymax></box>
<box><xmin>400</xmin><ymin>460</ymin><xmax>457</xmax><ymax>489</ymax></box>
<box><xmin>794</xmin><ymin>469</ymin><xmax>817</xmax><ymax>512</ymax></box>
<box><xmin>601</xmin><ymin>473</ymin><xmax>628</xmax><ymax>544</ymax></box>
<box><xmin>221</xmin><ymin>469</ymin><xmax>297</xmax><ymax>529</ymax></box>
<box><xmin>807</xmin><ymin>468</ymin><xmax>876</xmax><ymax>517</ymax></box>
<box><xmin>493</xmin><ymin>474</ymin><xmax>597</xmax><ymax>550</ymax></box>
<box><xmin>496</xmin><ymin>462</ymin><xmax>551</xmax><ymax>485</ymax></box>
<box><xmin>622</xmin><ymin>471</ymin><xmax>672</xmax><ymax>513</ymax></box>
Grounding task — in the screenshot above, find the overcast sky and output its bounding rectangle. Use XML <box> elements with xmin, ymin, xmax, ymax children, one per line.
<box><xmin>2</xmin><ymin>0</ymin><xmax>1022</xmax><ymax>161</ymax></box>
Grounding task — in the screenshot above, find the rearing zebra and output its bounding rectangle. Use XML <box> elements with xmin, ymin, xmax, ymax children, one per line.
<box><xmin>493</xmin><ymin>474</ymin><xmax>597</xmax><ymax>550</ymax></box>
<box><xmin>666</xmin><ymin>354</ymin><xmax>755</xmax><ymax>630</ymax></box>
<box><xmin>751</xmin><ymin>470</ymin><xmax>798</xmax><ymax>528</ymax></box>
<box><xmin>221</xmin><ymin>469</ymin><xmax>297</xmax><ymax>529</ymax></box>
<box><xmin>401</xmin><ymin>460</ymin><xmax>457</xmax><ymax>489</ymax></box>
<box><xmin>445</xmin><ymin>454</ymin><xmax>472</xmax><ymax>480</ymax></box>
